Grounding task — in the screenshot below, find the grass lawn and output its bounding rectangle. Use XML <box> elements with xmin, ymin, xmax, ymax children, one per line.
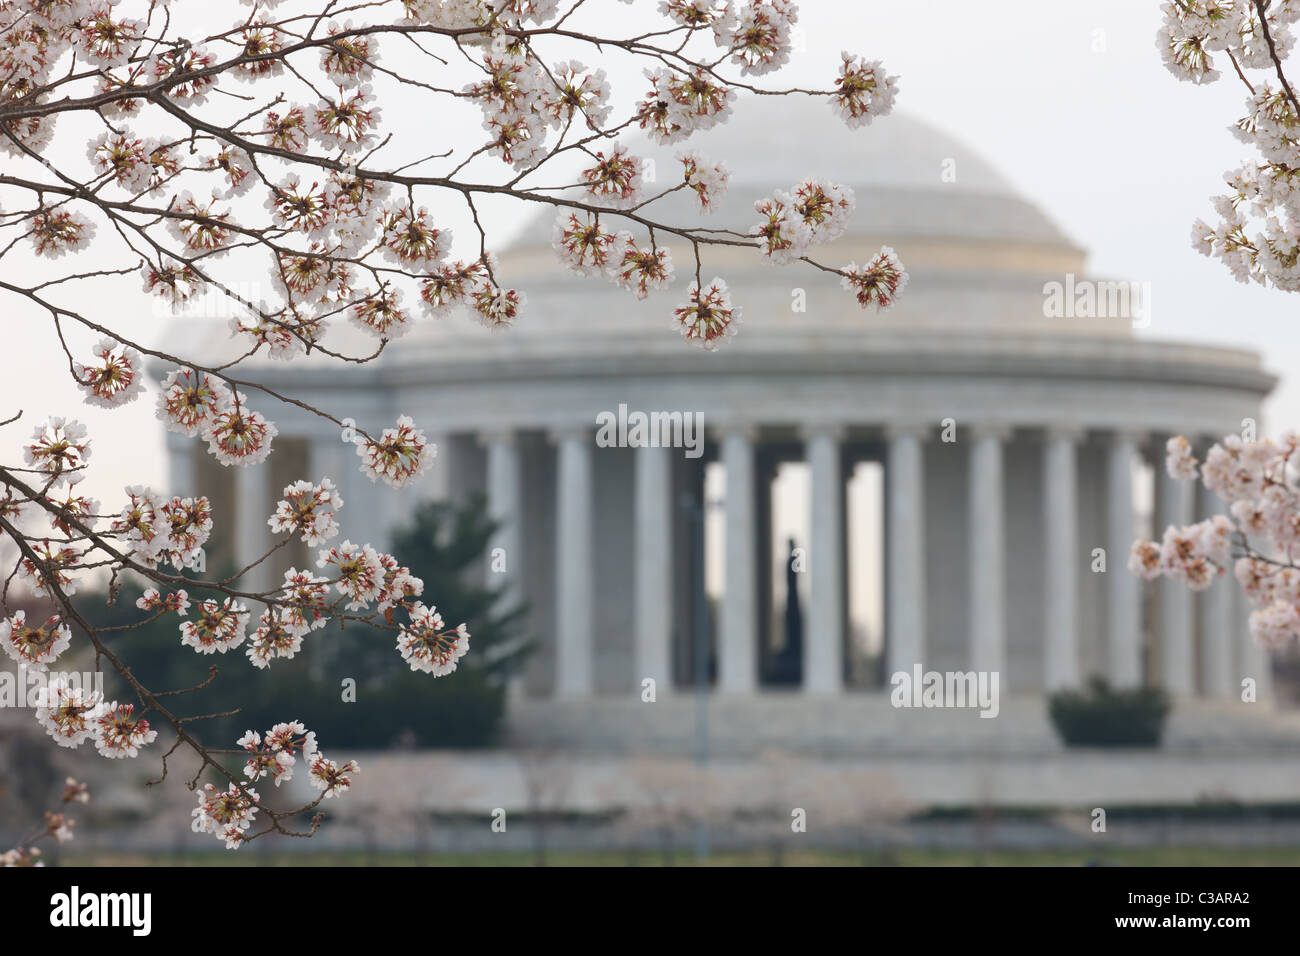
<box><xmin>54</xmin><ymin>845</ymin><xmax>1300</xmax><ymax>866</ymax></box>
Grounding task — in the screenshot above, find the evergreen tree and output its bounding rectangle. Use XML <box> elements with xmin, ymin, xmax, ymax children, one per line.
<box><xmin>78</xmin><ymin>493</ymin><xmax>534</xmax><ymax>749</ymax></box>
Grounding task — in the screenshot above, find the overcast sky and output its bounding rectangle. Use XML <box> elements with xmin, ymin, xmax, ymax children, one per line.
<box><xmin>4</xmin><ymin>0</ymin><xmax>1297</xmax><ymax>510</ymax></box>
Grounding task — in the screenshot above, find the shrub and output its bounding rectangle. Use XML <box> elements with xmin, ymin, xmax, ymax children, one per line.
<box><xmin>1047</xmin><ymin>676</ymin><xmax>1171</xmax><ymax>748</ymax></box>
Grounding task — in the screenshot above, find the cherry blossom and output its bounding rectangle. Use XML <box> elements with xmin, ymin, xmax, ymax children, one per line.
<box><xmin>246</xmin><ymin>610</ymin><xmax>306</xmax><ymax>668</ymax></box>
<box><xmin>111</xmin><ymin>485</ymin><xmax>166</xmax><ymax>563</ymax></box>
<box><xmin>791</xmin><ymin>178</ymin><xmax>855</xmax><ymax>244</ymax></box>
<box><xmin>35</xmin><ymin>677</ymin><xmax>105</xmax><ymax>749</ymax></box>
<box><xmin>471</xmin><ymin>283</ymin><xmax>526</xmax><ymax>328</ymax></box>
<box><xmin>87</xmin><ymin>132</ymin><xmax>151</xmax><ymax>193</ymax></box>
<box><xmin>269</xmin><ymin>479</ymin><xmax>343</xmax><ymax>546</ymax></box>
<box><xmin>0</xmin><ymin>611</ymin><xmax>71</xmax><ymax>670</ymax></box>
<box><xmin>165</xmin><ymin>192</ymin><xmax>233</xmax><ymax>255</ymax></box>
<box><xmin>0</xmin><ymin>0</ymin><xmax>907</xmax><ymax>852</ymax></box>
<box><xmin>201</xmin><ymin>394</ymin><xmax>278</xmax><ymax>466</ymax></box>
<box><xmin>231</xmin><ymin>311</ymin><xmax>324</xmax><ymax>360</ymax></box>
<box><xmin>136</xmin><ymin>587</ymin><xmax>191</xmax><ymax>616</ymax></box>
<box><xmin>1159</xmin><ymin>2</ymin><xmax>1300</xmax><ymax>292</ymax></box>
<box><xmin>660</xmin><ymin>68</ymin><xmax>736</xmax><ymax>133</ymax></box>
<box><xmin>841</xmin><ymin>247</ymin><xmax>909</xmax><ymax>311</ymax></box>
<box><xmin>264</xmin><ymin>106</ymin><xmax>310</xmax><ymax>152</ymax></box>
<box><xmin>351</xmin><ymin>287</ymin><xmax>410</xmax><ymax>339</ymax></box>
<box><xmin>28</xmin><ymin>210</ymin><xmax>95</xmax><ymax>259</ymax></box>
<box><xmin>613</xmin><ymin>240</ymin><xmax>675</xmax><ymax>299</ymax></box>
<box><xmin>74</xmin><ymin>339</ymin><xmax>145</xmax><ymax>409</ymax></box>
<box><xmin>92</xmin><ymin>703</ymin><xmax>158</xmax><ymax>759</ymax></box>
<box><xmin>275</xmin><ymin>568</ymin><xmax>332</xmax><ymax>636</ymax></box>
<box><xmin>266</xmin><ymin>721</ymin><xmax>316</xmax><ymax>761</ymax></box>
<box><xmin>582</xmin><ymin>145</ymin><xmax>644</xmax><ymax>209</ymax></box>
<box><xmin>1128</xmin><ymin>539</ymin><xmax>1163</xmax><ymax>581</ymax></box>
<box><xmin>47</xmin><ymin>489</ymin><xmax>99</xmax><ymax>536</ymax></box>
<box><xmin>397</xmin><ymin>602</ymin><xmax>470</xmax><ymax>676</ymax></box>
<box><xmin>753</xmin><ymin>191</ymin><xmax>813</xmax><ymax>265</ymax></box>
<box><xmin>149</xmin><ymin>45</ymin><xmax>217</xmax><ymax>102</ymax></box>
<box><xmin>317</xmin><ymin>540</ymin><xmax>385</xmax><ymax>610</ymax></box>
<box><xmin>77</xmin><ymin>7</ymin><xmax>144</xmax><ymax>69</ymax></box>
<box><xmin>1130</xmin><ymin>426</ymin><xmax>1300</xmax><ymax>650</ymax></box>
<box><xmin>357</xmin><ymin>415</ymin><xmax>433</xmax><ymax>488</ymax></box>
<box><xmin>44</xmin><ymin>813</ymin><xmax>74</xmax><ymax>844</ymax></box>
<box><xmin>678</xmin><ymin>150</ymin><xmax>731</xmax><ymax>213</ymax></box>
<box><xmin>306</xmin><ymin>751</ymin><xmax>359</xmax><ymax>799</ymax></box>
<box><xmin>0</xmin><ymin>847</ymin><xmax>43</xmax><ymax>867</ymax></box>
<box><xmin>180</xmin><ymin>598</ymin><xmax>251</xmax><ymax>654</ymax></box>
<box><xmin>552</xmin><ymin>210</ymin><xmax>627</xmax><ymax>276</ymax></box>
<box><xmin>1250</xmin><ymin>599</ymin><xmax>1300</xmax><ymax>648</ymax></box>
<box><xmin>726</xmin><ymin>0</ymin><xmax>796</xmax><ymax>76</ymax></box>
<box><xmin>673</xmin><ymin>277</ymin><xmax>742</xmax><ymax>350</ymax></box>
<box><xmin>24</xmin><ymin>418</ymin><xmax>91</xmax><ymax>486</ymax></box>
<box><xmin>1166</xmin><ymin>435</ymin><xmax>1201</xmax><ymax>480</ymax></box>
<box><xmin>376</xmin><ymin>551</ymin><xmax>423</xmax><ymax>612</ymax></box>
<box><xmin>321</xmin><ymin>20</ymin><xmax>377</xmax><ymax>86</ymax></box>
<box><xmin>266</xmin><ymin>176</ymin><xmax>333</xmax><ymax>239</ymax></box>
<box><xmin>238</xmin><ymin>729</ymin><xmax>296</xmax><ymax>786</ymax></box>
<box><xmin>540</xmin><ymin>60</ymin><xmax>612</xmax><ymax>130</ymax></box>
<box><xmin>420</xmin><ymin>257</ymin><xmax>493</xmax><ymax>317</ymax></box>
<box><xmin>191</xmin><ymin>783</ymin><xmax>260</xmax><ymax>849</ymax></box>
<box><xmin>158</xmin><ymin>495</ymin><xmax>213</xmax><ymax>568</ymax></box>
<box><xmin>18</xmin><ymin>541</ymin><xmax>83</xmax><ymax>597</ymax></box>
<box><xmin>63</xmin><ymin>778</ymin><xmax>90</xmax><ymax>805</ymax></box>
<box><xmin>156</xmin><ymin>369</ymin><xmax>230</xmax><ymax>437</ymax></box>
<box><xmin>830</xmin><ymin>52</ymin><xmax>899</xmax><ymax>128</ymax></box>
<box><xmin>660</xmin><ymin>0</ymin><xmax>737</xmax><ymax>34</ymax></box>
<box><xmin>143</xmin><ymin>263</ymin><xmax>205</xmax><ymax>309</ymax></box>
<box><xmin>208</xmin><ymin>144</ymin><xmax>256</xmax><ymax>199</ymax></box>
<box><xmin>381</xmin><ymin>205</ymin><xmax>451</xmax><ymax>267</ymax></box>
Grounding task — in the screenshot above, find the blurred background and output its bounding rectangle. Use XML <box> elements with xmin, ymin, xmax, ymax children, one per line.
<box><xmin>6</xmin><ymin>0</ymin><xmax>1300</xmax><ymax>865</ymax></box>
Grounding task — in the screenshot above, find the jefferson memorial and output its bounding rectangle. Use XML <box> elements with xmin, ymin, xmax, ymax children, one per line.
<box><xmin>167</xmin><ymin>97</ymin><xmax>1282</xmax><ymax>757</ymax></box>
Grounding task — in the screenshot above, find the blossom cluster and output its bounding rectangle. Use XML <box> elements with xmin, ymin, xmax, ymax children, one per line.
<box><xmin>1130</xmin><ymin>431</ymin><xmax>1300</xmax><ymax>650</ymax></box>
<box><xmin>1</xmin><ymin>778</ymin><xmax>89</xmax><ymax>867</ymax></box>
<box><xmin>1</xmin><ymin>0</ymin><xmax>902</xmax><ymax>851</ymax></box>
<box><xmin>32</xmin><ymin>676</ymin><xmax>158</xmax><ymax>759</ymax></box>
<box><xmin>1159</xmin><ymin>1</ymin><xmax>1300</xmax><ymax>292</ymax></box>
<box><xmin>156</xmin><ymin>370</ymin><xmax>277</xmax><ymax>467</ymax></box>
<box><xmin>192</xmin><ymin>720</ymin><xmax>357</xmax><ymax>848</ymax></box>
<box><xmin>102</xmin><ymin>485</ymin><xmax>213</xmax><ymax>571</ymax></box>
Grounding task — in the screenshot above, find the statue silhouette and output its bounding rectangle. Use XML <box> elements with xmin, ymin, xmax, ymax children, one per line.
<box><xmin>769</xmin><ymin>537</ymin><xmax>804</xmax><ymax>685</ymax></box>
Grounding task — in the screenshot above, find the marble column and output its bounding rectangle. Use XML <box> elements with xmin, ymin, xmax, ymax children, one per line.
<box><xmin>886</xmin><ymin>425</ymin><xmax>926</xmax><ymax>676</ymax></box>
<box><xmin>553</xmin><ymin>427</ymin><xmax>594</xmax><ymax>697</ymax></box>
<box><xmin>1043</xmin><ymin>428</ymin><xmax>1081</xmax><ymax>690</ymax></box>
<box><xmin>720</xmin><ymin>427</ymin><xmax>757</xmax><ymax>695</ymax></box>
<box><xmin>1237</xmin><ymin>580</ymin><xmax>1274</xmax><ymax>704</ymax></box>
<box><xmin>482</xmin><ymin>431</ymin><xmax>523</xmax><ymax>596</ymax></box>
<box><xmin>1106</xmin><ymin>431</ymin><xmax>1143</xmax><ymax>687</ymax></box>
<box><xmin>422</xmin><ymin>429</ymin><xmax>451</xmax><ymax>502</ymax></box>
<box><xmin>1199</xmin><ymin>476</ymin><xmax>1235</xmax><ymax>698</ymax></box>
<box><xmin>804</xmin><ymin>426</ymin><xmax>844</xmax><ymax>694</ymax></box>
<box><xmin>635</xmin><ymin>444</ymin><xmax>674</xmax><ymax>695</ymax></box>
<box><xmin>968</xmin><ymin>425</ymin><xmax>1008</xmax><ymax>676</ymax></box>
<box><xmin>1158</xmin><ymin>442</ymin><xmax>1196</xmax><ymax>696</ymax></box>
<box><xmin>483</xmin><ymin>430</ymin><xmax>524</xmax><ymax>701</ymax></box>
